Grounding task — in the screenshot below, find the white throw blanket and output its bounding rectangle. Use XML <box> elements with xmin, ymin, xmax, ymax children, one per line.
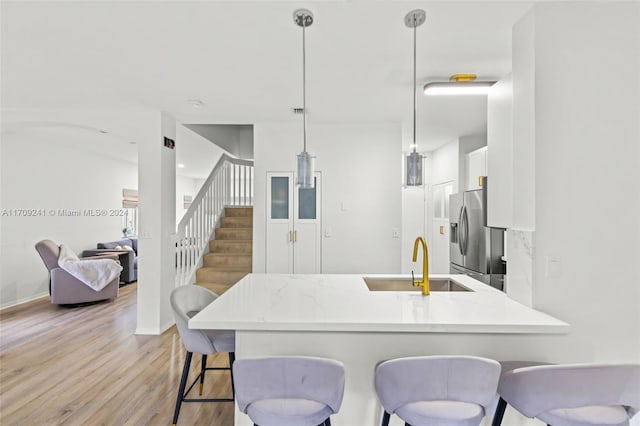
<box><xmin>58</xmin><ymin>244</ymin><xmax>123</xmax><ymax>291</ymax></box>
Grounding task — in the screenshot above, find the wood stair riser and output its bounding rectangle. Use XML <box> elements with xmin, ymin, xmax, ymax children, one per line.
<box><xmin>209</xmin><ymin>240</ymin><xmax>252</xmax><ymax>254</ymax></box>
<box><xmin>224</xmin><ymin>207</ymin><xmax>253</xmax><ymax>217</ymax></box>
<box><xmin>215</xmin><ymin>228</ymin><xmax>252</xmax><ymax>240</ymax></box>
<box><xmin>221</xmin><ymin>217</ymin><xmax>253</xmax><ymax>228</ymax></box>
<box><xmin>197</xmin><ymin>282</ymin><xmax>235</xmax><ymax>296</ymax></box>
<box><xmin>204</xmin><ymin>254</ymin><xmax>252</xmax><ymax>269</ymax></box>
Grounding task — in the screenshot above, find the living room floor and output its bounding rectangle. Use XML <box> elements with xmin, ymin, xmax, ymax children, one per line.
<box><xmin>0</xmin><ymin>283</ymin><xmax>234</xmax><ymax>425</ymax></box>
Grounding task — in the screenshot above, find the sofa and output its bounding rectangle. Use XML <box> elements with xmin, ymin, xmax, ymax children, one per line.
<box><xmin>83</xmin><ymin>237</ymin><xmax>138</xmax><ymax>283</ymax></box>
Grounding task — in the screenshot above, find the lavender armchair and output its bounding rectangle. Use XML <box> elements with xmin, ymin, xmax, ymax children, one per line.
<box><xmin>35</xmin><ymin>240</ymin><xmax>120</xmax><ymax>305</ymax></box>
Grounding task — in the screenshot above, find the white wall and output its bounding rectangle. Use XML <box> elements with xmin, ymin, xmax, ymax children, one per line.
<box><xmin>253</xmin><ymin>122</ymin><xmax>402</xmax><ymax>274</ymax></box>
<box><xmin>184</xmin><ymin>124</ymin><xmax>253</xmax><ymax>160</ymax></box>
<box><xmin>0</xmin><ymin>124</ymin><xmax>138</xmax><ymax>308</ymax></box>
<box><xmin>530</xmin><ymin>2</ymin><xmax>640</xmax><ymax>363</ymax></box>
<box><xmin>427</xmin><ymin>139</ymin><xmax>460</xmax><ymax>274</ymax></box>
<box><xmin>175</xmin><ymin>176</ymin><xmax>198</xmax><ymax>224</ymax></box>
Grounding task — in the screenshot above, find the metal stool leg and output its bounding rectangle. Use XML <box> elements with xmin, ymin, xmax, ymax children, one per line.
<box><xmin>199</xmin><ymin>354</ymin><xmax>208</xmax><ymax>395</ymax></box>
<box><xmin>172</xmin><ymin>351</ymin><xmax>193</xmax><ymax>425</ymax></box>
<box><xmin>229</xmin><ymin>352</ymin><xmax>236</xmax><ymax>398</ymax></box>
<box><xmin>492</xmin><ymin>397</ymin><xmax>507</xmax><ymax>426</ymax></box>
<box><xmin>381</xmin><ymin>411</ymin><xmax>391</xmax><ymax>426</ymax></box>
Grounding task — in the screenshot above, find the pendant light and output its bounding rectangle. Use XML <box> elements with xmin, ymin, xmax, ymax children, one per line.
<box><xmin>294</xmin><ymin>9</ymin><xmax>315</xmax><ymax>189</ymax></box>
<box><xmin>405</xmin><ymin>9</ymin><xmax>426</xmax><ymax>187</ymax></box>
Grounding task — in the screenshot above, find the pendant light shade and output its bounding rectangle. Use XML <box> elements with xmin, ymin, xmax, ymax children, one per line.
<box><xmin>405</xmin><ymin>9</ymin><xmax>426</xmax><ymax>187</ymax></box>
<box><xmin>294</xmin><ymin>9</ymin><xmax>315</xmax><ymax>189</ymax></box>
<box><xmin>296</xmin><ymin>151</ymin><xmax>315</xmax><ymax>188</ymax></box>
<box><xmin>406</xmin><ymin>151</ymin><xmax>423</xmax><ymax>186</ymax></box>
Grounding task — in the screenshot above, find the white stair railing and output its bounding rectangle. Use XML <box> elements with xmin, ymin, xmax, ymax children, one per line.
<box><xmin>175</xmin><ymin>154</ymin><xmax>254</xmax><ymax>287</ymax></box>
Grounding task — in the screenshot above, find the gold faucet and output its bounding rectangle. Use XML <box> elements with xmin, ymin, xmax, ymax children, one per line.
<box><xmin>412</xmin><ymin>236</ymin><xmax>430</xmax><ymax>295</ymax></box>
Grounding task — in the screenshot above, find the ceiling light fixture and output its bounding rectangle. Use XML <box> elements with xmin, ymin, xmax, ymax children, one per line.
<box><xmin>177</xmin><ymin>163</ymin><xmax>185</xmax><ymax>168</ymax></box>
<box><xmin>424</xmin><ymin>74</ymin><xmax>496</xmax><ymax>95</ymax></box>
<box><xmin>294</xmin><ymin>9</ymin><xmax>315</xmax><ymax>189</ymax></box>
<box><xmin>405</xmin><ymin>9</ymin><xmax>426</xmax><ymax>187</ymax></box>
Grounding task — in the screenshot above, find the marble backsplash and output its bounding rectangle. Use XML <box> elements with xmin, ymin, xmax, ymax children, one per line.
<box><xmin>505</xmin><ymin>229</ymin><xmax>533</xmax><ymax>307</ymax></box>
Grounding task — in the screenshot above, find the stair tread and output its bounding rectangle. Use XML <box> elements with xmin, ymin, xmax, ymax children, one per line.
<box><xmin>199</xmin><ymin>266</ymin><xmax>251</xmax><ymax>272</ymax></box>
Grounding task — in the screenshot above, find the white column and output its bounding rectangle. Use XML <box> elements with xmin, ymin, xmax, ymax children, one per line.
<box><xmin>136</xmin><ymin>112</ymin><xmax>177</xmax><ymax>335</ymax></box>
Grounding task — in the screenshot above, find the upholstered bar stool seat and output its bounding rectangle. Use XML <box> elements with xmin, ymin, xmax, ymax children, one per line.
<box><xmin>233</xmin><ymin>356</ymin><xmax>345</xmax><ymax>426</ymax></box>
<box><xmin>170</xmin><ymin>285</ymin><xmax>236</xmax><ymax>425</ymax></box>
<box><xmin>375</xmin><ymin>355</ymin><xmax>501</xmax><ymax>426</ymax></box>
<box><xmin>247</xmin><ymin>398</ymin><xmax>334</xmax><ymax>426</ymax></box>
<box><xmin>493</xmin><ymin>363</ymin><xmax>640</xmax><ymax>426</ymax></box>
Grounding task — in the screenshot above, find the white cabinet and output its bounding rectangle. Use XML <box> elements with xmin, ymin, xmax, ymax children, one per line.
<box><xmin>487</xmin><ymin>75</ymin><xmax>514</xmax><ymax>228</ymax></box>
<box><xmin>465</xmin><ymin>146</ymin><xmax>488</xmax><ymax>191</ymax></box>
<box><xmin>266</xmin><ymin>172</ymin><xmax>321</xmax><ymax>273</ymax></box>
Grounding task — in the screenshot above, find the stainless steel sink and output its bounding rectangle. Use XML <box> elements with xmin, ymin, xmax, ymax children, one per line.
<box><xmin>363</xmin><ymin>277</ymin><xmax>472</xmax><ymax>292</ymax></box>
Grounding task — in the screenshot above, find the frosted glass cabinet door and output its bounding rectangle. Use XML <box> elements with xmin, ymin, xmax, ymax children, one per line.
<box><xmin>266</xmin><ymin>173</ymin><xmax>294</xmax><ymax>273</ymax></box>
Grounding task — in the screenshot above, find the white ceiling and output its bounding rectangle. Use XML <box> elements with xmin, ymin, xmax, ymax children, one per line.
<box><xmin>1</xmin><ymin>1</ymin><xmax>534</xmax><ymax>151</ymax></box>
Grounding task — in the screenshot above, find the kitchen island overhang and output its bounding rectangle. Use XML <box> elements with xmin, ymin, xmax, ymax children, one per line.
<box><xmin>189</xmin><ymin>274</ymin><xmax>570</xmax><ymax>426</ymax></box>
<box><xmin>189</xmin><ymin>273</ymin><xmax>570</xmax><ymax>334</ymax></box>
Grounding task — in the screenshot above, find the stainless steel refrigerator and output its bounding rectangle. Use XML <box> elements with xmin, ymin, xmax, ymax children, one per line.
<box><xmin>449</xmin><ymin>177</ymin><xmax>505</xmax><ymax>290</ymax></box>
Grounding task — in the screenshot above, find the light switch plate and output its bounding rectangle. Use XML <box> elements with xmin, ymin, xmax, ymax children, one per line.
<box><xmin>324</xmin><ymin>227</ymin><xmax>332</xmax><ymax>238</ymax></box>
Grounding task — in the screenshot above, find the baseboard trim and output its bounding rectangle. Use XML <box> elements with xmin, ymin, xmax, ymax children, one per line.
<box><xmin>0</xmin><ymin>292</ymin><xmax>49</xmax><ymax>311</ymax></box>
<box><xmin>135</xmin><ymin>319</ymin><xmax>175</xmax><ymax>336</ymax></box>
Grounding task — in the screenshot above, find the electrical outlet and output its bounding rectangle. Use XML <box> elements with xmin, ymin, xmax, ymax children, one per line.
<box><xmin>545</xmin><ymin>255</ymin><xmax>561</xmax><ymax>278</ymax></box>
<box><xmin>392</xmin><ymin>228</ymin><xmax>400</xmax><ymax>239</ymax></box>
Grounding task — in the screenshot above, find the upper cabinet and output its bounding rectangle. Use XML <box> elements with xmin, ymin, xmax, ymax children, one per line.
<box><xmin>465</xmin><ymin>146</ymin><xmax>488</xmax><ymax>191</ymax></box>
<box><xmin>487</xmin><ymin>74</ymin><xmax>514</xmax><ymax>228</ymax></box>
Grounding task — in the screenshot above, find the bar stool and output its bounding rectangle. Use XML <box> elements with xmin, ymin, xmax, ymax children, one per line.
<box><xmin>233</xmin><ymin>356</ymin><xmax>345</xmax><ymax>426</ymax></box>
<box><xmin>170</xmin><ymin>285</ymin><xmax>236</xmax><ymax>425</ymax></box>
<box><xmin>374</xmin><ymin>355</ymin><xmax>501</xmax><ymax>426</ymax></box>
<box><xmin>493</xmin><ymin>363</ymin><xmax>640</xmax><ymax>426</ymax></box>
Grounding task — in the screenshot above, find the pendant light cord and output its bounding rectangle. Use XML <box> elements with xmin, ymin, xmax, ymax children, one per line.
<box><xmin>302</xmin><ymin>22</ymin><xmax>307</xmax><ymax>153</ymax></box>
<box><xmin>412</xmin><ymin>15</ymin><xmax>417</xmax><ymax>154</ymax></box>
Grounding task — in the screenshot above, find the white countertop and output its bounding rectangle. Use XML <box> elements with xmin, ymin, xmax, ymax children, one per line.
<box><xmin>189</xmin><ymin>274</ymin><xmax>570</xmax><ymax>334</ymax></box>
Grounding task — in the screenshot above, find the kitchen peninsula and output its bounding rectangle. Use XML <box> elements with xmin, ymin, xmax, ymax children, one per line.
<box><xmin>190</xmin><ymin>274</ymin><xmax>570</xmax><ymax>426</ymax></box>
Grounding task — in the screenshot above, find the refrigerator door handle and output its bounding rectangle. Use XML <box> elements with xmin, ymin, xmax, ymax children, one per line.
<box><xmin>458</xmin><ymin>207</ymin><xmax>465</xmax><ymax>256</ymax></box>
<box><xmin>461</xmin><ymin>206</ymin><xmax>469</xmax><ymax>256</ymax></box>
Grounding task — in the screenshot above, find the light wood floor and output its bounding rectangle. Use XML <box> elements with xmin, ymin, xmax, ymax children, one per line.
<box><xmin>0</xmin><ymin>283</ymin><xmax>234</xmax><ymax>425</ymax></box>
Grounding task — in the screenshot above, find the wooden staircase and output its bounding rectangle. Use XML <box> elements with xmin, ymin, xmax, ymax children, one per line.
<box><xmin>196</xmin><ymin>207</ymin><xmax>252</xmax><ymax>295</ymax></box>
